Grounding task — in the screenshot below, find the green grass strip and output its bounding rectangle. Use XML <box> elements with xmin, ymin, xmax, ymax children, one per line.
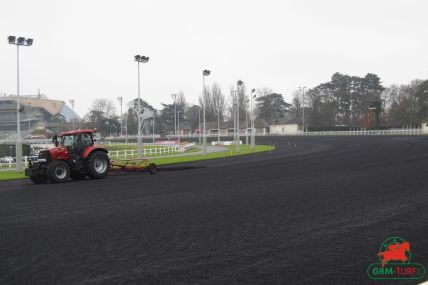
<box><xmin>0</xmin><ymin>171</ymin><xmax>26</xmax><ymax>181</ymax></box>
<box><xmin>151</xmin><ymin>144</ymin><xmax>274</xmax><ymax>166</ymax></box>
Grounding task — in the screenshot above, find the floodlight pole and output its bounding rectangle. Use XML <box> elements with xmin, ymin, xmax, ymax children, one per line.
<box><xmin>202</xmin><ymin>70</ymin><xmax>210</xmax><ymax>155</ymax></box>
<box><xmin>251</xmin><ymin>89</ymin><xmax>256</xmax><ymax>148</ymax></box>
<box><xmin>198</xmin><ymin>109</ymin><xmax>201</xmax><ymax>144</ymax></box>
<box><xmin>8</xmin><ymin>36</ymin><xmax>33</xmax><ymax>171</ymax></box>
<box><xmin>299</xmin><ymin>86</ymin><xmax>306</xmax><ymax>132</ymax></box>
<box><xmin>236</xmin><ymin>80</ymin><xmax>243</xmax><ymax>152</ymax></box>
<box><xmin>117</xmin><ymin>97</ymin><xmax>123</xmax><ymax>137</ymax></box>
<box><xmin>27</xmin><ymin>102</ymin><xmax>32</xmax><ymax>131</ymax></box>
<box><xmin>232</xmin><ymin>91</ymin><xmax>237</xmax><ymax>148</ymax></box>
<box><xmin>125</xmin><ymin>115</ymin><xmax>128</xmax><ymax>143</ymax></box>
<box><xmin>16</xmin><ymin>45</ymin><xmax>22</xmax><ymax>171</ymax></box>
<box><xmin>69</xmin><ymin>100</ymin><xmax>75</xmax><ymax>130</ymax></box>
<box><xmin>177</xmin><ymin>110</ymin><xmax>181</xmax><ymax>144</ymax></box>
<box><xmin>171</xmin><ymin>94</ymin><xmax>177</xmax><ymax>139</ymax></box>
<box><xmin>217</xmin><ymin>106</ymin><xmax>221</xmax><ymax>142</ymax></box>
<box><xmin>134</xmin><ymin>54</ymin><xmax>149</xmax><ymax>159</ymax></box>
<box><xmin>152</xmin><ymin>113</ymin><xmax>155</xmax><ymax>144</ymax></box>
<box><xmin>245</xmin><ymin>99</ymin><xmax>249</xmax><ymax>145</ymax></box>
<box><xmin>137</xmin><ymin>61</ymin><xmax>142</xmax><ymax>158</ymax></box>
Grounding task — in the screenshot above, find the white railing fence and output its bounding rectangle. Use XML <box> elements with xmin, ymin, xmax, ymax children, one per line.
<box><xmin>267</xmin><ymin>129</ymin><xmax>425</xmax><ymax>136</ymax></box>
<box><xmin>103</xmin><ymin>142</ymin><xmax>178</xmax><ymax>147</ymax></box>
<box><xmin>167</xmin><ymin>128</ymin><xmax>427</xmax><ymax>138</ymax></box>
<box><xmin>0</xmin><ymin>156</ymin><xmax>37</xmax><ymax>169</ymax></box>
<box><xmin>108</xmin><ymin>146</ymin><xmax>180</xmax><ymax>160</ymax></box>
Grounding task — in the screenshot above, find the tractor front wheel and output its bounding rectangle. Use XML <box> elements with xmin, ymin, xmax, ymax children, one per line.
<box><xmin>86</xmin><ymin>151</ymin><xmax>110</xmax><ymax>179</ymax></box>
<box><xmin>47</xmin><ymin>160</ymin><xmax>70</xmax><ymax>183</ymax></box>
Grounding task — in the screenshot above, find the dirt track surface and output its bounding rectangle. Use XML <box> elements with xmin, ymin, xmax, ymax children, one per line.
<box><xmin>1</xmin><ymin>136</ymin><xmax>428</xmax><ymax>284</ymax></box>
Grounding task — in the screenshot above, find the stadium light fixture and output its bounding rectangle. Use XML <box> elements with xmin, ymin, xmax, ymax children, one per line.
<box><xmin>134</xmin><ymin>53</ymin><xmax>149</xmax><ymax>159</ymax></box>
<box><xmin>8</xmin><ymin>36</ymin><xmax>16</xmax><ymax>44</ymax></box>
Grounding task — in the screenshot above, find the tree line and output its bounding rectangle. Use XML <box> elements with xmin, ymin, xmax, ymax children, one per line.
<box><xmin>290</xmin><ymin>73</ymin><xmax>428</xmax><ymax>129</ymax></box>
<box><xmin>69</xmin><ymin>73</ymin><xmax>428</xmax><ymax>136</ymax></box>
<box><xmin>80</xmin><ymin>81</ymin><xmax>291</xmax><ymax>136</ymax></box>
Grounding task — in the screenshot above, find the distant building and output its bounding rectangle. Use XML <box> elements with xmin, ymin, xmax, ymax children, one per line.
<box><xmin>0</xmin><ymin>94</ymin><xmax>80</xmax><ymax>132</ymax></box>
<box><xmin>205</xmin><ymin>119</ymin><xmax>269</xmax><ymax>135</ymax></box>
<box><xmin>422</xmin><ymin>122</ymin><xmax>428</xmax><ymax>133</ymax></box>
<box><xmin>269</xmin><ymin>118</ymin><xmax>302</xmax><ymax>134</ymax></box>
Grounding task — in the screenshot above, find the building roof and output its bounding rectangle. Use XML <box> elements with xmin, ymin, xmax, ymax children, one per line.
<box><xmin>0</xmin><ymin>94</ymin><xmax>81</xmax><ymax>122</ymax></box>
<box><xmin>270</xmin><ymin>117</ymin><xmax>300</xmax><ymax>125</ymax></box>
<box><xmin>204</xmin><ymin>119</ymin><xmax>269</xmax><ymax>129</ymax></box>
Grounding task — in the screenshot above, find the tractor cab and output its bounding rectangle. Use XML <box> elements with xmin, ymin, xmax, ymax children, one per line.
<box><xmin>57</xmin><ymin>130</ymin><xmax>96</xmax><ymax>155</ymax></box>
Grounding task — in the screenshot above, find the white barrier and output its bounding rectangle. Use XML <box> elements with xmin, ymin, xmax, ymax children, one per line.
<box><xmin>0</xmin><ymin>156</ymin><xmax>36</xmax><ymax>168</ymax></box>
<box><xmin>179</xmin><ymin>143</ymin><xmax>196</xmax><ymax>152</ymax></box>
<box><xmin>212</xmin><ymin>140</ymin><xmax>242</xmax><ymax>146</ymax></box>
<box><xmin>108</xmin><ymin>146</ymin><xmax>180</xmax><ymax>159</ymax></box>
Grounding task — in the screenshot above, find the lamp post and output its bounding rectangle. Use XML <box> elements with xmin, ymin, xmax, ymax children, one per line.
<box><xmin>198</xmin><ymin>108</ymin><xmax>201</xmax><ymax>144</ymax></box>
<box><xmin>216</xmin><ymin>106</ymin><xmax>222</xmax><ymax>142</ymax></box>
<box><xmin>236</xmin><ymin>80</ymin><xmax>243</xmax><ymax>152</ymax></box>
<box><xmin>171</xmin><ymin>94</ymin><xmax>177</xmax><ymax>139</ymax></box>
<box><xmin>27</xmin><ymin>102</ymin><xmax>32</xmax><ymax>131</ymax></box>
<box><xmin>232</xmin><ymin>90</ymin><xmax>237</xmax><ymax>148</ymax></box>
<box><xmin>177</xmin><ymin>110</ymin><xmax>181</xmax><ymax>144</ymax></box>
<box><xmin>202</xmin><ymin>70</ymin><xmax>210</xmax><ymax>155</ymax></box>
<box><xmin>245</xmin><ymin>98</ymin><xmax>249</xmax><ymax>145</ymax></box>
<box><xmin>251</xmin><ymin>89</ymin><xmax>256</xmax><ymax>148</ymax></box>
<box><xmin>299</xmin><ymin>86</ymin><xmax>306</xmax><ymax>132</ymax></box>
<box><xmin>152</xmin><ymin>113</ymin><xmax>155</xmax><ymax>144</ymax></box>
<box><xmin>135</xmin><ymin>54</ymin><xmax>149</xmax><ymax>159</ymax></box>
<box><xmin>8</xmin><ymin>36</ymin><xmax>33</xmax><ymax>171</ymax></box>
<box><xmin>69</xmin><ymin>100</ymin><xmax>75</xmax><ymax>130</ymax></box>
<box><xmin>125</xmin><ymin>114</ymin><xmax>128</xmax><ymax>143</ymax></box>
<box><xmin>117</xmin><ymin>97</ymin><xmax>123</xmax><ymax>137</ymax></box>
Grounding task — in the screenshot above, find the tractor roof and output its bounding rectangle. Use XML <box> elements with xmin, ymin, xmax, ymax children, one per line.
<box><xmin>60</xmin><ymin>129</ymin><xmax>96</xmax><ymax>136</ymax></box>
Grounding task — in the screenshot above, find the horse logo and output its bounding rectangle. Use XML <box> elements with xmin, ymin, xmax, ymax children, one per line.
<box><xmin>377</xmin><ymin>241</ymin><xmax>410</xmax><ymax>267</ymax></box>
<box><xmin>367</xmin><ymin>236</ymin><xmax>426</xmax><ymax>280</ymax></box>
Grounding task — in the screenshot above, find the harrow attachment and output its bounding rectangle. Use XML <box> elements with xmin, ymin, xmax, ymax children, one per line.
<box><xmin>110</xmin><ymin>158</ymin><xmax>158</xmax><ymax>174</ymax></box>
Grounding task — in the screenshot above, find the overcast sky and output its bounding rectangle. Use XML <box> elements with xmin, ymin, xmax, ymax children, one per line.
<box><xmin>1</xmin><ymin>0</ymin><xmax>427</xmax><ymax>116</ymax></box>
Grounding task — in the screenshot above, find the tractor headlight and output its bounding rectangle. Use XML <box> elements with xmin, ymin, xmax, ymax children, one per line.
<box><xmin>37</xmin><ymin>158</ymin><xmax>47</xmax><ymax>163</ymax></box>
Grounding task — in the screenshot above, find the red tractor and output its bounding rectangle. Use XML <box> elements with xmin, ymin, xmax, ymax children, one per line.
<box><xmin>25</xmin><ymin>129</ymin><xmax>110</xmax><ymax>184</ymax></box>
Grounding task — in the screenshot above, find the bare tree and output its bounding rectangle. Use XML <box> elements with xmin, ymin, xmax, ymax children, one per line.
<box><xmin>290</xmin><ymin>90</ymin><xmax>302</xmax><ymax>120</ymax></box>
<box><xmin>199</xmin><ymin>82</ymin><xmax>225</xmax><ymax>122</ymax></box>
<box><xmin>256</xmin><ymin>87</ymin><xmax>273</xmax><ymax>98</ymax></box>
<box><xmin>90</xmin><ymin>98</ymin><xmax>117</xmax><ymax>118</ymax></box>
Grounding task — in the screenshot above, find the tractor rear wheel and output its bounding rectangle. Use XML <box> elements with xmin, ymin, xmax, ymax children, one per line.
<box><xmin>30</xmin><ymin>175</ymin><xmax>47</xmax><ymax>184</ymax></box>
<box><xmin>47</xmin><ymin>160</ymin><xmax>70</xmax><ymax>183</ymax></box>
<box><xmin>86</xmin><ymin>151</ymin><xmax>110</xmax><ymax>179</ymax></box>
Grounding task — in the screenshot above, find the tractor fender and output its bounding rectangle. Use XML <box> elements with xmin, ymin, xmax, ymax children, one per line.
<box><xmin>82</xmin><ymin>146</ymin><xmax>109</xmax><ymax>159</ymax></box>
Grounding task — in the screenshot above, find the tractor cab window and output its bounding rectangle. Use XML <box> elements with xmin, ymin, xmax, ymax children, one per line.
<box><xmin>81</xmin><ymin>133</ymin><xmax>93</xmax><ymax>148</ymax></box>
<box><xmin>61</xmin><ymin>135</ymin><xmax>77</xmax><ymax>147</ymax></box>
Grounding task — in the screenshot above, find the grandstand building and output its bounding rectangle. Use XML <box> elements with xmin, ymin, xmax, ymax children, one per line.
<box><xmin>0</xmin><ymin>93</ymin><xmax>80</xmax><ymax>133</ymax></box>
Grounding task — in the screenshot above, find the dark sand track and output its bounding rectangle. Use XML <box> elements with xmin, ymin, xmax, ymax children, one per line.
<box><xmin>1</xmin><ymin>136</ymin><xmax>428</xmax><ymax>284</ymax></box>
